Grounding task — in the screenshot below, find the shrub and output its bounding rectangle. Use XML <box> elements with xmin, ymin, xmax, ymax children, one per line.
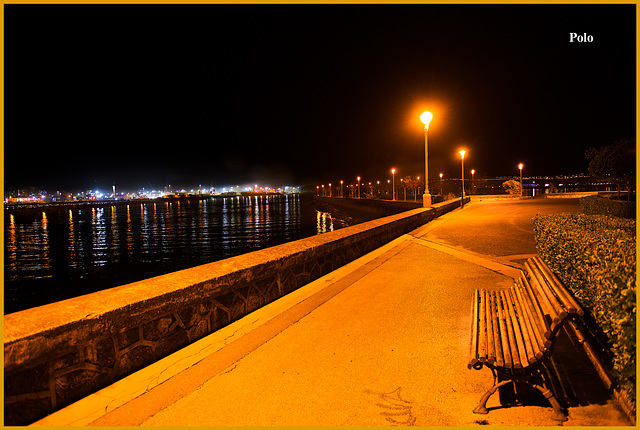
<box><xmin>533</xmin><ymin>214</ymin><xmax>636</xmax><ymax>407</ymax></box>
<box><xmin>580</xmin><ymin>195</ymin><xmax>636</xmax><ymax>219</ymax></box>
<box><xmin>502</xmin><ymin>179</ymin><xmax>521</xmax><ymax>196</ymax></box>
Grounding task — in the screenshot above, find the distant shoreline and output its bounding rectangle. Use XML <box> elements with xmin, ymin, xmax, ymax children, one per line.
<box><xmin>4</xmin><ymin>192</ymin><xmax>299</xmax><ymax>211</ymax></box>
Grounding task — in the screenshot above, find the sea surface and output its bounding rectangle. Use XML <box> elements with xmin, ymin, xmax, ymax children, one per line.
<box><xmin>4</xmin><ymin>194</ymin><xmax>343</xmax><ymax>314</ymax></box>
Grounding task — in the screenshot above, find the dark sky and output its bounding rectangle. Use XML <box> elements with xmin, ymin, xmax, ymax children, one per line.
<box><xmin>4</xmin><ymin>4</ymin><xmax>636</xmax><ymax>192</ymax></box>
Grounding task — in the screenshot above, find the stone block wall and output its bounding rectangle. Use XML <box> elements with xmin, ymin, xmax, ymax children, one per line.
<box><xmin>4</xmin><ymin>200</ymin><xmax>464</xmax><ymax>425</ymax></box>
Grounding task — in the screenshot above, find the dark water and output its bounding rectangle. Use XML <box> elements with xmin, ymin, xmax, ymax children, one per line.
<box><xmin>4</xmin><ymin>194</ymin><xmax>342</xmax><ymax>314</ymax></box>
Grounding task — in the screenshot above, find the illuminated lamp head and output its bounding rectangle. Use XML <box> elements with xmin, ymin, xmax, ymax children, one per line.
<box><xmin>420</xmin><ymin>111</ymin><xmax>433</xmax><ymax>130</ymax></box>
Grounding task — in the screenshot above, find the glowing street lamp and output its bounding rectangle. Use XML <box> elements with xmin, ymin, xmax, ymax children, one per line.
<box><xmin>459</xmin><ymin>150</ymin><xmax>466</xmax><ymax>207</ymax></box>
<box><xmin>391</xmin><ymin>168</ymin><xmax>396</xmax><ymax>200</ymax></box>
<box><xmin>439</xmin><ymin>173</ymin><xmax>443</xmax><ymax>196</ymax></box>
<box><xmin>471</xmin><ymin>169</ymin><xmax>475</xmax><ymax>195</ymax></box>
<box><xmin>420</xmin><ymin>111</ymin><xmax>433</xmax><ymax>207</ymax></box>
<box><xmin>518</xmin><ymin>163</ymin><xmax>524</xmax><ymax>197</ymax></box>
<box><xmin>321</xmin><ymin>184</ymin><xmax>325</xmax><ymax>197</ymax></box>
<box><xmin>328</xmin><ymin>183</ymin><xmax>332</xmax><ymax>198</ymax></box>
<box><xmin>316</xmin><ymin>185</ymin><xmax>319</xmax><ymax>197</ymax></box>
<box><xmin>357</xmin><ymin>176</ymin><xmax>361</xmax><ymax>198</ymax></box>
<box><xmin>340</xmin><ymin>180</ymin><xmax>344</xmax><ymax>198</ymax></box>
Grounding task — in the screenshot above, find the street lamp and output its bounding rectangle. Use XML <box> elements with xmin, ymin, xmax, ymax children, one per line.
<box><xmin>340</xmin><ymin>180</ymin><xmax>344</xmax><ymax>198</ymax></box>
<box><xmin>328</xmin><ymin>183</ymin><xmax>332</xmax><ymax>198</ymax></box>
<box><xmin>391</xmin><ymin>168</ymin><xmax>396</xmax><ymax>200</ymax></box>
<box><xmin>471</xmin><ymin>169</ymin><xmax>475</xmax><ymax>195</ymax></box>
<box><xmin>439</xmin><ymin>173</ymin><xmax>443</xmax><ymax>196</ymax></box>
<box><xmin>316</xmin><ymin>185</ymin><xmax>319</xmax><ymax>197</ymax></box>
<box><xmin>518</xmin><ymin>163</ymin><xmax>524</xmax><ymax>197</ymax></box>
<box><xmin>357</xmin><ymin>176</ymin><xmax>361</xmax><ymax>198</ymax></box>
<box><xmin>321</xmin><ymin>184</ymin><xmax>325</xmax><ymax>197</ymax></box>
<box><xmin>459</xmin><ymin>150</ymin><xmax>466</xmax><ymax>207</ymax></box>
<box><xmin>420</xmin><ymin>111</ymin><xmax>433</xmax><ymax>208</ymax></box>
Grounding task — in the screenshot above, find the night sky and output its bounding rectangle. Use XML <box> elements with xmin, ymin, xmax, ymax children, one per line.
<box><xmin>4</xmin><ymin>4</ymin><xmax>636</xmax><ymax>192</ymax></box>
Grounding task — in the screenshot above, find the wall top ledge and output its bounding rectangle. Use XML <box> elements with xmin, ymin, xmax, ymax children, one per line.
<box><xmin>5</xmin><ymin>207</ymin><xmax>431</xmax><ymax>344</ymax></box>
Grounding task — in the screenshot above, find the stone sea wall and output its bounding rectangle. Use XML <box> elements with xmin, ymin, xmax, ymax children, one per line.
<box><xmin>4</xmin><ymin>199</ymin><xmax>465</xmax><ymax>425</ymax></box>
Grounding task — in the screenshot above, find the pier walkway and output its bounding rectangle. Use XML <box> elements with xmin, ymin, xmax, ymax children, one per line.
<box><xmin>35</xmin><ymin>199</ymin><xmax>631</xmax><ymax>426</ymax></box>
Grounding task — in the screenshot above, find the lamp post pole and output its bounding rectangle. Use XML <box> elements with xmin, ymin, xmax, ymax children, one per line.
<box><xmin>519</xmin><ymin>163</ymin><xmax>524</xmax><ymax>198</ymax></box>
<box><xmin>357</xmin><ymin>176</ymin><xmax>361</xmax><ymax>199</ymax></box>
<box><xmin>340</xmin><ymin>180</ymin><xmax>343</xmax><ymax>198</ymax></box>
<box><xmin>420</xmin><ymin>111</ymin><xmax>433</xmax><ymax>208</ymax></box>
<box><xmin>471</xmin><ymin>169</ymin><xmax>475</xmax><ymax>195</ymax></box>
<box><xmin>439</xmin><ymin>173</ymin><xmax>443</xmax><ymax>196</ymax></box>
<box><xmin>459</xmin><ymin>150</ymin><xmax>466</xmax><ymax>208</ymax></box>
<box><xmin>391</xmin><ymin>168</ymin><xmax>396</xmax><ymax>200</ymax></box>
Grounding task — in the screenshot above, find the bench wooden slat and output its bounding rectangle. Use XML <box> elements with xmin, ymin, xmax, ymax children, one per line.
<box><xmin>512</xmin><ymin>282</ymin><xmax>544</xmax><ymax>360</ymax></box>
<box><xmin>505</xmin><ymin>289</ymin><xmax>532</xmax><ymax>367</ymax></box>
<box><xmin>517</xmin><ymin>276</ymin><xmax>551</xmax><ymax>341</ymax></box>
<box><xmin>495</xmin><ymin>291</ymin><xmax>514</xmax><ymax>369</ymax></box>
<box><xmin>526</xmin><ymin>260</ymin><xmax>568</xmax><ymax>323</ymax></box>
<box><xmin>532</xmin><ymin>257</ymin><xmax>584</xmax><ymax>317</ymax></box>
<box><xmin>520</xmin><ymin>274</ymin><xmax>553</xmax><ymax>341</ymax></box>
<box><xmin>500</xmin><ymin>290</ymin><xmax>523</xmax><ymax>369</ymax></box>
<box><xmin>484</xmin><ymin>290</ymin><xmax>496</xmax><ymax>365</ymax></box>
<box><xmin>479</xmin><ymin>289</ymin><xmax>487</xmax><ymax>361</ymax></box>
<box><xmin>489</xmin><ymin>290</ymin><xmax>504</xmax><ymax>368</ymax></box>
<box><xmin>468</xmin><ymin>289</ymin><xmax>480</xmax><ymax>369</ymax></box>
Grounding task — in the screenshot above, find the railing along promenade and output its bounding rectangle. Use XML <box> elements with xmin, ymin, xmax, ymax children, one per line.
<box><xmin>4</xmin><ymin>197</ymin><xmax>468</xmax><ymax>425</ymax></box>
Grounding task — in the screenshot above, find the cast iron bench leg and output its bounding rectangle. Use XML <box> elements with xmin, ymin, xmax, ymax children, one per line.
<box><xmin>473</xmin><ymin>380</ymin><xmax>512</xmax><ymax>414</ymax></box>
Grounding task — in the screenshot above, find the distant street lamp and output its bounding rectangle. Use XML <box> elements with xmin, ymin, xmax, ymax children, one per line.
<box><xmin>459</xmin><ymin>150</ymin><xmax>466</xmax><ymax>207</ymax></box>
<box><xmin>321</xmin><ymin>184</ymin><xmax>325</xmax><ymax>197</ymax></box>
<box><xmin>420</xmin><ymin>111</ymin><xmax>433</xmax><ymax>208</ymax></box>
<box><xmin>439</xmin><ymin>173</ymin><xmax>443</xmax><ymax>196</ymax></box>
<box><xmin>316</xmin><ymin>185</ymin><xmax>319</xmax><ymax>197</ymax></box>
<box><xmin>340</xmin><ymin>180</ymin><xmax>344</xmax><ymax>198</ymax></box>
<box><xmin>471</xmin><ymin>169</ymin><xmax>475</xmax><ymax>195</ymax></box>
<box><xmin>328</xmin><ymin>183</ymin><xmax>332</xmax><ymax>197</ymax></box>
<box><xmin>391</xmin><ymin>168</ymin><xmax>396</xmax><ymax>200</ymax></box>
<box><xmin>518</xmin><ymin>163</ymin><xmax>524</xmax><ymax>197</ymax></box>
<box><xmin>357</xmin><ymin>176</ymin><xmax>361</xmax><ymax>198</ymax></box>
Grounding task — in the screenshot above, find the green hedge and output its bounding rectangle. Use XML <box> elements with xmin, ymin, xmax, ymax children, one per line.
<box><xmin>533</xmin><ymin>214</ymin><xmax>636</xmax><ymax>407</ymax></box>
<box><xmin>580</xmin><ymin>195</ymin><xmax>636</xmax><ymax>218</ymax></box>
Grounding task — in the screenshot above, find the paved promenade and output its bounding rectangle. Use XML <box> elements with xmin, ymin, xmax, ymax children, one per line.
<box><xmin>35</xmin><ymin>199</ymin><xmax>631</xmax><ymax>426</ymax></box>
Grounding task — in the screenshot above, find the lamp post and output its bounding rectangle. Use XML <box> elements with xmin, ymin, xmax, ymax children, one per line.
<box><xmin>391</xmin><ymin>168</ymin><xmax>396</xmax><ymax>200</ymax></box>
<box><xmin>340</xmin><ymin>180</ymin><xmax>343</xmax><ymax>198</ymax></box>
<box><xmin>518</xmin><ymin>163</ymin><xmax>524</xmax><ymax>197</ymax></box>
<box><xmin>459</xmin><ymin>150</ymin><xmax>466</xmax><ymax>207</ymax></box>
<box><xmin>316</xmin><ymin>185</ymin><xmax>319</xmax><ymax>197</ymax></box>
<box><xmin>439</xmin><ymin>173</ymin><xmax>443</xmax><ymax>196</ymax></box>
<box><xmin>357</xmin><ymin>176</ymin><xmax>361</xmax><ymax>198</ymax></box>
<box><xmin>471</xmin><ymin>169</ymin><xmax>475</xmax><ymax>195</ymax></box>
<box><xmin>420</xmin><ymin>111</ymin><xmax>433</xmax><ymax>208</ymax></box>
<box><xmin>328</xmin><ymin>183</ymin><xmax>332</xmax><ymax>198</ymax></box>
<box><xmin>321</xmin><ymin>184</ymin><xmax>325</xmax><ymax>197</ymax></box>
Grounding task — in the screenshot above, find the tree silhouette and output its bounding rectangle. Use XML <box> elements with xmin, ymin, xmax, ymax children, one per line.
<box><xmin>585</xmin><ymin>138</ymin><xmax>635</xmax><ymax>199</ymax></box>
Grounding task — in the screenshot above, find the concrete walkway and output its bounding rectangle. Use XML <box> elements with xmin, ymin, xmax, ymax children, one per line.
<box><xmin>35</xmin><ymin>199</ymin><xmax>631</xmax><ymax>426</ymax></box>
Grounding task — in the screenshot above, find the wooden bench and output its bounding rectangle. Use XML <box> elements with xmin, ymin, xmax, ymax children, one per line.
<box><xmin>468</xmin><ymin>256</ymin><xmax>584</xmax><ymax>422</ymax></box>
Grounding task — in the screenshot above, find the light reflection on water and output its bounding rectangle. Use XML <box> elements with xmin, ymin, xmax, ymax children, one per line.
<box><xmin>4</xmin><ymin>194</ymin><xmax>340</xmax><ymax>314</ymax></box>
